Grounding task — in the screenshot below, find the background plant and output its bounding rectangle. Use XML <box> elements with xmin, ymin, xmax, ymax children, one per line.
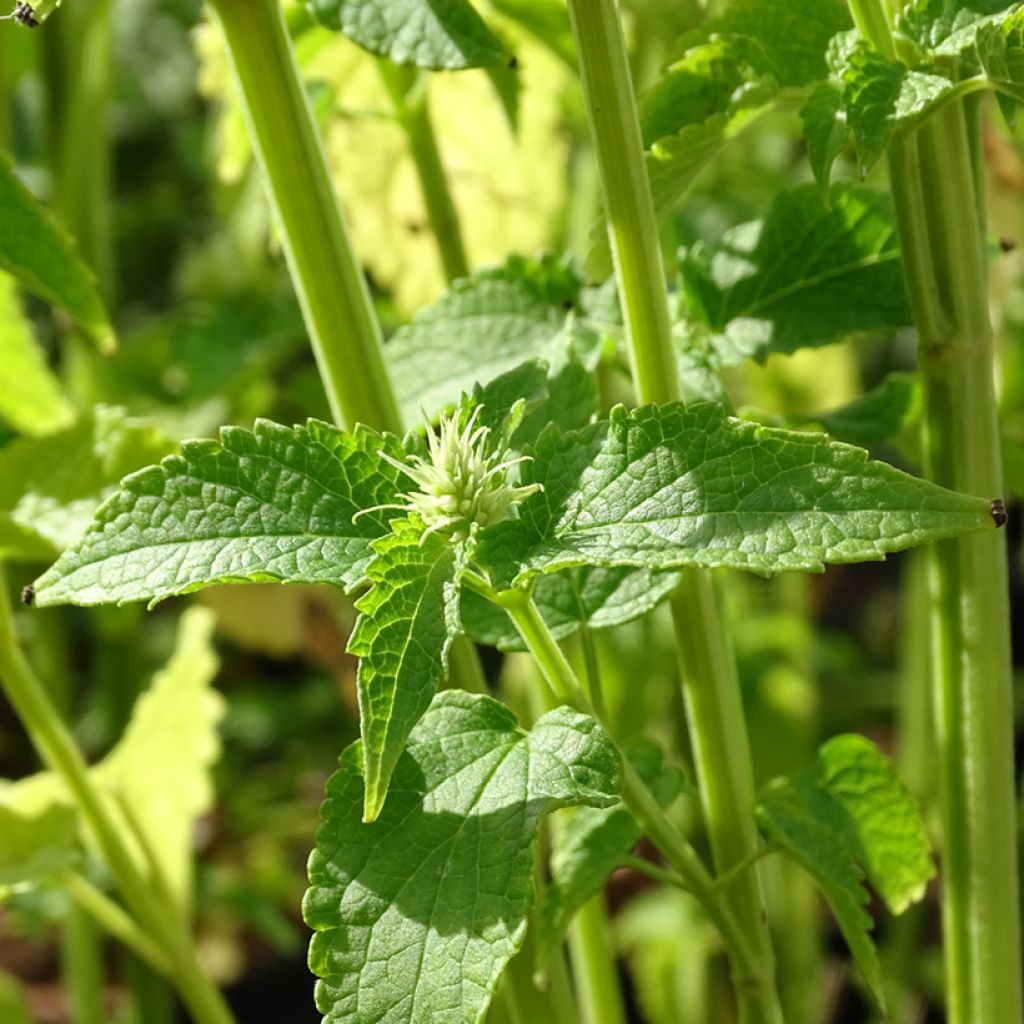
<box><xmin>0</xmin><ymin>1</ymin><xmax>1022</xmax><ymax>1023</ymax></box>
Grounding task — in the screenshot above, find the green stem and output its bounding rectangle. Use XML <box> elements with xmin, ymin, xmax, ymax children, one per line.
<box><xmin>493</xmin><ymin>586</ymin><xmax>763</xmax><ymax>988</ymax></box>
<box><xmin>60</xmin><ymin>871</ymin><xmax>173</xmax><ymax>977</ymax></box>
<box><xmin>564</xmin><ymin>893</ymin><xmax>627</xmax><ymax>1024</ymax></box>
<box><xmin>846</xmin><ymin>6</ymin><xmax>1022</xmax><ymax>1020</ymax></box>
<box><xmin>564</xmin><ymin>3</ymin><xmax>780</xmax><ymax>1020</ymax></box>
<box><xmin>48</xmin><ymin>0</ymin><xmax>115</xmax><ymax>300</ymax></box>
<box><xmin>208</xmin><ymin>0</ymin><xmax>488</xmax><ymax>697</ymax></box>
<box><xmin>379</xmin><ymin>62</ymin><xmax>470</xmax><ymax>284</ymax></box>
<box><xmin>62</xmin><ymin>904</ymin><xmax>107</xmax><ymax>1024</ymax></box>
<box><xmin>0</xmin><ymin>574</ymin><xmax>235</xmax><ymax>1024</ymax></box>
<box><xmin>207</xmin><ymin>0</ymin><xmax>402</xmax><ymax>434</ymax></box>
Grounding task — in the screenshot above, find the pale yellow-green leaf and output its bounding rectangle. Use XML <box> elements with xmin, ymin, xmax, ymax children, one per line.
<box><xmin>194</xmin><ymin>21</ymin><xmax>571</xmax><ymax>312</ymax></box>
<box><xmin>0</xmin><ymin>273</ymin><xmax>74</xmax><ymax>437</ymax></box>
<box><xmin>97</xmin><ymin>606</ymin><xmax>224</xmax><ymax>907</ymax></box>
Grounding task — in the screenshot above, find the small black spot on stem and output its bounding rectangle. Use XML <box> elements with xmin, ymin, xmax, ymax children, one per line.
<box><xmin>508</xmin><ymin>55</ymin><xmax>519</xmax><ymax>70</ymax></box>
<box><xmin>991</xmin><ymin>498</ymin><xmax>1008</xmax><ymax>528</ymax></box>
<box><xmin>1000</xmin><ymin>237</ymin><xmax>1017</xmax><ymax>253</ymax></box>
<box><xmin>21</xmin><ymin>584</ymin><xmax>35</xmax><ymax>606</ymax></box>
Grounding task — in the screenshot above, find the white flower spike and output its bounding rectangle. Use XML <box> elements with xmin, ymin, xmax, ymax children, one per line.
<box><xmin>361</xmin><ymin>406</ymin><xmax>542</xmax><ymax>541</ymax></box>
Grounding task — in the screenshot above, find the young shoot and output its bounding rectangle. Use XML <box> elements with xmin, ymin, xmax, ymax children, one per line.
<box><xmin>365</xmin><ymin>406</ymin><xmax>542</xmax><ymax>542</ymax></box>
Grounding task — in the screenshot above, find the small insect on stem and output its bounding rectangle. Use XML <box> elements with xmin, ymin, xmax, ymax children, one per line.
<box><xmin>20</xmin><ymin>584</ymin><xmax>35</xmax><ymax>606</ymax></box>
<box><xmin>0</xmin><ymin>2</ymin><xmax>39</xmax><ymax>27</ymax></box>
<box><xmin>991</xmin><ymin>498</ymin><xmax>1008</xmax><ymax>528</ymax></box>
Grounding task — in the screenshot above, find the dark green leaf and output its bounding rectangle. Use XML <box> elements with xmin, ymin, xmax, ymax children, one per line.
<box><xmin>308</xmin><ymin>0</ymin><xmax>509</xmax><ymax>69</ymax></box>
<box><xmin>801</xmin><ymin>82</ymin><xmax>849</xmax><ymax>197</ymax></box>
<box><xmin>757</xmin><ymin>779</ymin><xmax>884</xmax><ymax>1007</ymax></box>
<box><xmin>0</xmin><ymin>154</ymin><xmax>115</xmax><ymax>353</ymax></box>
<box><xmin>32</xmin><ymin>419</ymin><xmax>406</xmax><ymax>606</ymax></box>
<box><xmin>350</xmin><ymin>520</ymin><xmax>468</xmax><ymax>822</ymax></box>
<box><xmin>787</xmin><ymin>372</ymin><xmax>922</xmax><ymax>447</ymax></box>
<box><xmin>305</xmin><ymin>691</ymin><xmax>622</xmax><ymax>1024</ymax></box>
<box><xmin>460</xmin><ymin>565</ymin><xmax>681</xmax><ymax>651</ymax></box>
<box><xmin>679</xmin><ymin>184</ymin><xmax>910</xmax><ymax>366</ymax></box>
<box><xmin>537</xmin><ymin>740</ymin><xmax>683</xmax><ymax>972</ymax></box>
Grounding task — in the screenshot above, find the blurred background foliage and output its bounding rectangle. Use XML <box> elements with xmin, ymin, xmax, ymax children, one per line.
<box><xmin>0</xmin><ymin>0</ymin><xmax>1022</xmax><ymax>1021</ymax></box>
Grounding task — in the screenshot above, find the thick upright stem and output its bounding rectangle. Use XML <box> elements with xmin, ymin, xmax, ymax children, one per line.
<box><xmin>208</xmin><ymin>0</ymin><xmax>487</xmax><ymax>695</ymax></box>
<box><xmin>208</xmin><ymin>0</ymin><xmax>402</xmax><ymax>434</ymax></box>
<box><xmin>846</xmin><ymin>5</ymin><xmax>1022</xmax><ymax>1020</ymax></box>
<box><xmin>565</xmin><ymin>3</ymin><xmax>780</xmax><ymax>1019</ymax></box>
<box><xmin>379</xmin><ymin>63</ymin><xmax>470</xmax><ymax>284</ymax></box>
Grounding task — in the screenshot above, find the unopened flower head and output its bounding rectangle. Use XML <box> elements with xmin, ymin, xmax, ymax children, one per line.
<box><xmin>370</xmin><ymin>407</ymin><xmax>542</xmax><ymax>540</ymax></box>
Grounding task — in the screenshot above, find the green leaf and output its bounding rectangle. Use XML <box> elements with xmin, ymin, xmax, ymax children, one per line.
<box><xmin>0</xmin><ymin>610</ymin><xmax>222</xmax><ymax>903</ymax></box>
<box><xmin>0</xmin><ymin>407</ymin><xmax>175</xmax><ymax>562</ymax></box>
<box><xmin>385</xmin><ymin>254</ymin><xmax>582</xmax><ymax>423</ymax></box>
<box><xmin>308</xmin><ymin>0</ymin><xmax>509</xmax><ymax>69</ymax></box>
<box><xmin>0</xmin><ymin>154</ymin><xmax>115</xmax><ymax>354</ymax></box>
<box><xmin>537</xmin><ymin>740</ymin><xmax>683</xmax><ymax>972</ymax></box>
<box><xmin>32</xmin><ymin>419</ymin><xmax>407</xmax><ymax>607</ymax></box>
<box><xmin>835</xmin><ymin>41</ymin><xmax>954</xmax><ymax>176</ymax></box>
<box><xmin>487</xmin><ymin>0</ymin><xmax>576</xmax><ymax>68</ymax></box>
<box><xmin>0</xmin><ymin>794</ymin><xmax>79</xmax><ymax>886</ymax></box>
<box><xmin>757</xmin><ymin>779</ymin><xmax>884</xmax><ymax>1007</ymax></box>
<box><xmin>304</xmin><ymin>690</ymin><xmax>622</xmax><ymax>1024</ymax></box>
<box><xmin>801</xmin><ymin>82</ymin><xmax>849</xmax><ymax>197</ymax></box>
<box><xmin>478</xmin><ymin>401</ymin><xmax>992</xmax><ymax>587</ymax></box>
<box><xmin>898</xmin><ymin>0</ymin><xmax>1018</xmax><ymax>55</ymax></box>
<box><xmin>679</xmin><ymin>184</ymin><xmax>910</xmax><ymax>366</ymax></box>
<box><xmin>786</xmin><ymin>372</ymin><xmax>922</xmax><ymax>447</ymax></box>
<box><xmin>0</xmin><ymin>274</ymin><xmax>74</xmax><ymax>437</ymax></box>
<box><xmin>460</xmin><ymin>566</ymin><xmax>682</xmax><ymax>651</ymax></box>
<box><xmin>350</xmin><ymin>520</ymin><xmax>468</xmax><ymax>822</ymax></box>
<box><xmin>96</xmin><ymin>607</ymin><xmax>224</xmax><ymax>906</ymax></box>
<box><xmin>816</xmin><ymin>734</ymin><xmax>935</xmax><ymax>914</ymax></box>
<box><xmin>976</xmin><ymin>11</ymin><xmax>1024</xmax><ymax>124</ymax></box>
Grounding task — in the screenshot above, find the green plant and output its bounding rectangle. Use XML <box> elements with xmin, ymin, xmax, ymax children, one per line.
<box><xmin>0</xmin><ymin>1</ymin><xmax>1021</xmax><ymax>1022</ymax></box>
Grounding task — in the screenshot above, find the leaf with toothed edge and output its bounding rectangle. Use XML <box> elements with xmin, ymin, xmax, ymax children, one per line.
<box><xmin>476</xmin><ymin>401</ymin><xmax>992</xmax><ymax>589</ymax></box>
<box><xmin>304</xmin><ymin>690</ymin><xmax>622</xmax><ymax>1024</ymax></box>
<box><xmin>350</xmin><ymin>518</ymin><xmax>469</xmax><ymax>823</ymax></box>
<box><xmin>31</xmin><ymin>419</ymin><xmax>408</xmax><ymax>608</ymax></box>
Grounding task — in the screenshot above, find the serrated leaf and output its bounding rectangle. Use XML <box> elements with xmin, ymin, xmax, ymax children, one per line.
<box><xmin>898</xmin><ymin>0</ymin><xmax>1017</xmax><ymax>54</ymax></box>
<box><xmin>350</xmin><ymin>520</ymin><xmax>468</xmax><ymax>822</ymax></box>
<box><xmin>96</xmin><ymin>606</ymin><xmax>223</xmax><ymax>906</ymax></box>
<box><xmin>0</xmin><ymin>154</ymin><xmax>114</xmax><ymax>353</ymax></box>
<box><xmin>308</xmin><ymin>0</ymin><xmax>508</xmax><ymax>69</ymax></box>
<box><xmin>304</xmin><ymin>690</ymin><xmax>622</xmax><ymax>1024</ymax></box>
<box><xmin>0</xmin><ymin>274</ymin><xmax>74</xmax><ymax>437</ymax></box>
<box><xmin>32</xmin><ymin>419</ymin><xmax>407</xmax><ymax>607</ymax></box>
<box><xmin>0</xmin><ymin>407</ymin><xmax>175</xmax><ymax>562</ymax></box>
<box><xmin>757</xmin><ymin>780</ymin><xmax>884</xmax><ymax>1007</ymax></box>
<box><xmin>976</xmin><ymin>11</ymin><xmax>1024</xmax><ymax>124</ymax></box>
<box><xmin>460</xmin><ymin>565</ymin><xmax>681</xmax><ymax>651</ymax></box>
<box><xmin>537</xmin><ymin>740</ymin><xmax>683</xmax><ymax>972</ymax></box>
<box><xmin>478</xmin><ymin>401</ymin><xmax>992</xmax><ymax>587</ymax></box>
<box><xmin>816</xmin><ymin>735</ymin><xmax>934</xmax><ymax>914</ymax></box>
<box><xmin>386</xmin><ymin>255</ymin><xmax>582</xmax><ymax>423</ymax></box>
<box><xmin>0</xmin><ymin>795</ymin><xmax>79</xmax><ymax>886</ymax></box>
<box><xmin>836</xmin><ymin>42</ymin><xmax>955</xmax><ymax>175</ymax></box>
<box><xmin>679</xmin><ymin>184</ymin><xmax>910</xmax><ymax>366</ymax></box>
